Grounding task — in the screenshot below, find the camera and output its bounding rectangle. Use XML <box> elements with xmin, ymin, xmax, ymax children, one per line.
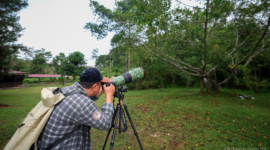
<box><xmin>102</xmin><ymin>67</ymin><xmax>146</xmax><ymax>88</ymax></box>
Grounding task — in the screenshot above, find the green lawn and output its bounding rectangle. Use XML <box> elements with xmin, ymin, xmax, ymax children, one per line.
<box><xmin>0</xmin><ymin>84</ymin><xmax>269</xmax><ymax>149</ymax></box>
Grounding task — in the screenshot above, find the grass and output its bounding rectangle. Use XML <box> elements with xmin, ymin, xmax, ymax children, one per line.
<box><xmin>0</xmin><ymin>84</ymin><xmax>269</xmax><ymax>150</ymax></box>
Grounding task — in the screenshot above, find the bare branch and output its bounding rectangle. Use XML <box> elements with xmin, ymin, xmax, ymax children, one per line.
<box><xmin>162</xmin><ymin>58</ymin><xmax>201</xmax><ymax>77</ymax></box>
<box><xmin>218</xmin><ymin>74</ymin><xmax>232</xmax><ymax>86</ymax></box>
<box><xmin>227</xmin><ymin>24</ymin><xmax>259</xmax><ymax>57</ymax></box>
<box><xmin>124</xmin><ymin>27</ymin><xmax>202</xmax><ymax>72</ymax></box>
<box><xmin>244</xmin><ymin>44</ymin><xmax>267</xmax><ymax>66</ymax></box>
<box><xmin>233</xmin><ymin>16</ymin><xmax>270</xmax><ymax>70</ymax></box>
<box><xmin>207</xmin><ymin>65</ymin><xmax>218</xmax><ymax>74</ymax></box>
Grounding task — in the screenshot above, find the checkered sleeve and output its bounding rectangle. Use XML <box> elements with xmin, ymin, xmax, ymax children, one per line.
<box><xmin>75</xmin><ymin>101</ymin><xmax>114</xmax><ymax>130</ymax></box>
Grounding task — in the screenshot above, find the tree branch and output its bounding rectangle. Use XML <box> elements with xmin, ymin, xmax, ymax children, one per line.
<box><xmin>203</xmin><ymin>0</ymin><xmax>209</xmax><ymax>72</ymax></box>
<box><xmin>227</xmin><ymin>24</ymin><xmax>259</xmax><ymax>57</ymax></box>
<box><xmin>232</xmin><ymin>16</ymin><xmax>270</xmax><ymax>70</ymax></box>
<box><xmin>162</xmin><ymin>58</ymin><xmax>201</xmax><ymax>77</ymax></box>
<box><xmin>218</xmin><ymin>74</ymin><xmax>232</xmax><ymax>86</ymax></box>
<box><xmin>244</xmin><ymin>44</ymin><xmax>267</xmax><ymax>66</ymax></box>
<box><xmin>207</xmin><ymin>65</ymin><xmax>218</xmax><ymax>74</ymax></box>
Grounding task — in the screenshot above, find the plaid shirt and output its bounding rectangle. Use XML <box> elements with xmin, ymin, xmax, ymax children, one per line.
<box><xmin>37</xmin><ymin>82</ymin><xmax>114</xmax><ymax>150</ymax></box>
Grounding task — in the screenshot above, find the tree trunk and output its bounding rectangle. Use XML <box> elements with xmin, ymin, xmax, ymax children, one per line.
<box><xmin>207</xmin><ymin>75</ymin><xmax>212</xmax><ymax>93</ymax></box>
<box><xmin>215</xmin><ymin>83</ymin><xmax>221</xmax><ymax>92</ymax></box>
<box><xmin>186</xmin><ymin>75</ymin><xmax>190</xmax><ymax>88</ymax></box>
<box><xmin>160</xmin><ymin>78</ymin><xmax>164</xmax><ymax>91</ymax></box>
<box><xmin>128</xmin><ymin>48</ymin><xmax>130</xmax><ymax>70</ymax></box>
<box><xmin>73</xmin><ymin>76</ymin><xmax>76</xmax><ymax>83</ymax></box>
<box><xmin>199</xmin><ymin>77</ymin><xmax>204</xmax><ymax>94</ymax></box>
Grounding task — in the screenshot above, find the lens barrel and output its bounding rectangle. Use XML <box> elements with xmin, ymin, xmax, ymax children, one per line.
<box><xmin>110</xmin><ymin>67</ymin><xmax>146</xmax><ymax>86</ymax></box>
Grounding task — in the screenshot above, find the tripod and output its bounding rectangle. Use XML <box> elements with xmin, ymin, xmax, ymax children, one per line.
<box><xmin>102</xmin><ymin>85</ymin><xmax>144</xmax><ymax>150</ymax></box>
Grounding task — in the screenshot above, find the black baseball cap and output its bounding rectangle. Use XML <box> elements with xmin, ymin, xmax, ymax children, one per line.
<box><xmin>80</xmin><ymin>68</ymin><xmax>108</xmax><ymax>83</ymax></box>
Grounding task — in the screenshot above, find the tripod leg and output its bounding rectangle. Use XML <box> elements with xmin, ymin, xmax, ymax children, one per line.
<box><xmin>102</xmin><ymin>105</ymin><xmax>118</xmax><ymax>150</ymax></box>
<box><xmin>110</xmin><ymin>104</ymin><xmax>121</xmax><ymax>150</ymax></box>
<box><xmin>123</xmin><ymin>104</ymin><xmax>144</xmax><ymax>150</ymax></box>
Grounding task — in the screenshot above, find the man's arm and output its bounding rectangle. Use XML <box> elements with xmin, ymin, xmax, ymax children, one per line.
<box><xmin>75</xmin><ymin>80</ymin><xmax>115</xmax><ymax>130</ymax></box>
<box><xmin>75</xmin><ymin>100</ymin><xmax>114</xmax><ymax>130</ymax></box>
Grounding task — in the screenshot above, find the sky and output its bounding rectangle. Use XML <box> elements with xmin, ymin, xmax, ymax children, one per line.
<box><xmin>17</xmin><ymin>0</ymin><xmax>202</xmax><ymax>67</ymax></box>
<box><xmin>17</xmin><ymin>0</ymin><xmax>115</xmax><ymax>66</ymax></box>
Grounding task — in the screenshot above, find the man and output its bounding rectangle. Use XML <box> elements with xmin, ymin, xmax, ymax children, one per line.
<box><xmin>37</xmin><ymin>68</ymin><xmax>115</xmax><ymax>150</ymax></box>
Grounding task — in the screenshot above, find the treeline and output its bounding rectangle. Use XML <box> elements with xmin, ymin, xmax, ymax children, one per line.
<box><xmin>9</xmin><ymin>50</ymin><xmax>89</xmax><ymax>82</ymax></box>
<box><xmin>88</xmin><ymin>0</ymin><xmax>270</xmax><ymax>93</ymax></box>
<box><xmin>1</xmin><ymin>0</ymin><xmax>269</xmax><ymax>93</ymax></box>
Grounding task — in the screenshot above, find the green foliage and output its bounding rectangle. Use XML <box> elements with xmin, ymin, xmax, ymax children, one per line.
<box><xmin>30</xmin><ymin>48</ymin><xmax>52</xmax><ymax>74</ymax></box>
<box><xmin>236</xmin><ymin>65</ymin><xmax>269</xmax><ymax>93</ymax></box>
<box><xmin>0</xmin><ymin>0</ymin><xmax>29</xmax><ymax>79</ymax></box>
<box><xmin>60</xmin><ymin>51</ymin><xmax>87</xmax><ymax>82</ymax></box>
<box><xmin>86</xmin><ymin>0</ymin><xmax>270</xmax><ymax>92</ymax></box>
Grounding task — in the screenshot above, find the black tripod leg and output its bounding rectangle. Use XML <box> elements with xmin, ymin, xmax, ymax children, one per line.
<box><xmin>110</xmin><ymin>104</ymin><xmax>121</xmax><ymax>150</ymax></box>
<box><xmin>102</xmin><ymin>105</ymin><xmax>118</xmax><ymax>150</ymax></box>
<box><xmin>118</xmin><ymin>106</ymin><xmax>122</xmax><ymax>134</ymax></box>
<box><xmin>123</xmin><ymin>104</ymin><xmax>144</xmax><ymax>150</ymax></box>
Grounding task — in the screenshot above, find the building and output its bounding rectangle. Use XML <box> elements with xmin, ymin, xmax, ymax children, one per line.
<box><xmin>0</xmin><ymin>71</ymin><xmax>28</xmax><ymax>88</ymax></box>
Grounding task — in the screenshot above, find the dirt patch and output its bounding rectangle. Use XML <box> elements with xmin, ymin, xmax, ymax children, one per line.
<box><xmin>150</xmin><ymin>131</ymin><xmax>160</xmax><ymax>137</ymax></box>
<box><xmin>0</xmin><ymin>103</ymin><xmax>10</xmax><ymax>108</ymax></box>
<box><xmin>136</xmin><ymin>105</ymin><xmax>151</xmax><ymax>113</ymax></box>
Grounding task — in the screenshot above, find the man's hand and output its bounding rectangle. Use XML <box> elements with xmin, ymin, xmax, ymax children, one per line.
<box><xmin>103</xmin><ymin>76</ymin><xmax>115</xmax><ymax>104</ymax></box>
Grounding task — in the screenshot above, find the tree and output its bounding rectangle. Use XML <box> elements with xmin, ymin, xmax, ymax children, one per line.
<box><xmin>0</xmin><ymin>0</ymin><xmax>29</xmax><ymax>79</ymax></box>
<box><xmin>30</xmin><ymin>48</ymin><xmax>52</xmax><ymax>74</ymax></box>
<box><xmin>91</xmin><ymin>48</ymin><xmax>99</xmax><ymax>66</ymax></box>
<box><xmin>52</xmin><ymin>52</ymin><xmax>66</xmax><ymax>74</ymax></box>
<box><xmin>86</xmin><ymin>0</ymin><xmax>270</xmax><ymax>93</ymax></box>
<box><xmin>60</xmin><ymin>51</ymin><xmax>87</xmax><ymax>82</ymax></box>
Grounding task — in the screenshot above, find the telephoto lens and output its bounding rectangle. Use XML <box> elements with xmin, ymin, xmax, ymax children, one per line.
<box><xmin>110</xmin><ymin>67</ymin><xmax>146</xmax><ymax>86</ymax></box>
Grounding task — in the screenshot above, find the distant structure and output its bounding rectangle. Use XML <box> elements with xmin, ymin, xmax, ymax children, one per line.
<box><xmin>0</xmin><ymin>71</ymin><xmax>28</xmax><ymax>88</ymax></box>
<box><xmin>0</xmin><ymin>72</ymin><xmax>72</xmax><ymax>88</ymax></box>
<box><xmin>28</xmin><ymin>74</ymin><xmax>71</xmax><ymax>78</ymax></box>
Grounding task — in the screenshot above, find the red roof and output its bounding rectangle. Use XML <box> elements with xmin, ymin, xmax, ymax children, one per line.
<box><xmin>28</xmin><ymin>74</ymin><xmax>71</xmax><ymax>78</ymax></box>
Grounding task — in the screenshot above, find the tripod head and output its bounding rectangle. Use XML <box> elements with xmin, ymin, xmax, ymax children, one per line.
<box><xmin>113</xmin><ymin>84</ymin><xmax>128</xmax><ymax>100</ymax></box>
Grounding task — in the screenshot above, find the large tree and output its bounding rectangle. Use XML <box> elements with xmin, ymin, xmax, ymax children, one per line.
<box><xmin>30</xmin><ymin>48</ymin><xmax>52</xmax><ymax>74</ymax></box>
<box><xmin>60</xmin><ymin>51</ymin><xmax>87</xmax><ymax>82</ymax></box>
<box><xmin>86</xmin><ymin>0</ymin><xmax>270</xmax><ymax>93</ymax></box>
<box><xmin>0</xmin><ymin>0</ymin><xmax>29</xmax><ymax>79</ymax></box>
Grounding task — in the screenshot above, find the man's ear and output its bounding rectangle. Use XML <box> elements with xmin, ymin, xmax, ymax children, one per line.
<box><xmin>92</xmin><ymin>83</ymin><xmax>98</xmax><ymax>91</ymax></box>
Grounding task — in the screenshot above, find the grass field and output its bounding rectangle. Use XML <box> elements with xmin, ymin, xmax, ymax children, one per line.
<box><xmin>0</xmin><ymin>84</ymin><xmax>269</xmax><ymax>150</ymax></box>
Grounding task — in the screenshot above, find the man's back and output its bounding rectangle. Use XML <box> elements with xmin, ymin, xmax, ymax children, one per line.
<box><xmin>37</xmin><ymin>82</ymin><xmax>114</xmax><ymax>150</ymax></box>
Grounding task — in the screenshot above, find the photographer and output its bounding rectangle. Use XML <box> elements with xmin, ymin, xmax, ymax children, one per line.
<box><xmin>37</xmin><ymin>68</ymin><xmax>115</xmax><ymax>150</ymax></box>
